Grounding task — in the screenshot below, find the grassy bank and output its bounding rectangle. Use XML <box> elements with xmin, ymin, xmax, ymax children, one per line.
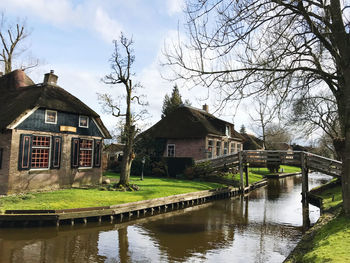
<box><xmin>0</xmin><ymin>174</ymin><xmax>224</xmax><ymax>212</ymax></box>
<box><xmin>229</xmin><ymin>165</ymin><xmax>301</xmax><ymax>184</ymax></box>
<box><xmin>285</xmin><ymin>183</ymin><xmax>350</xmax><ymax>262</ymax></box>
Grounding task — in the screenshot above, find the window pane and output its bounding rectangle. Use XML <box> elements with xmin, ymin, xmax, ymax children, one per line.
<box><xmin>79</xmin><ymin>139</ymin><xmax>93</xmax><ymax>167</ymax></box>
<box><xmin>79</xmin><ymin>116</ymin><xmax>89</xmax><ymax>127</ymax></box>
<box><xmin>31</xmin><ymin>136</ymin><xmax>50</xmax><ymax>168</ymax></box>
<box><xmin>167</xmin><ymin>145</ymin><xmax>175</xmax><ymax>157</ymax></box>
<box><xmin>46</xmin><ymin>110</ymin><xmax>57</xmax><ymax>123</ymax></box>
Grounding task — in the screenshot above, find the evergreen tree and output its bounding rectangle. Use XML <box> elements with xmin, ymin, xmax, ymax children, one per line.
<box><xmin>161</xmin><ymin>84</ymin><xmax>183</xmax><ymax>118</ymax></box>
<box><xmin>240</xmin><ymin>125</ymin><xmax>246</xmax><ymax>134</ymax></box>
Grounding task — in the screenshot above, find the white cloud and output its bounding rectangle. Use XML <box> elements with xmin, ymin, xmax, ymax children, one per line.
<box><xmin>2</xmin><ymin>0</ymin><xmax>123</xmax><ymax>43</ymax></box>
<box><xmin>93</xmin><ymin>7</ymin><xmax>123</xmax><ymax>43</ymax></box>
<box><xmin>166</xmin><ymin>0</ymin><xmax>185</xmax><ymax>16</ymax></box>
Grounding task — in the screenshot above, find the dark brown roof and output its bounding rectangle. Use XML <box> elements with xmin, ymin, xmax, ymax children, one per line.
<box><xmin>104</xmin><ymin>143</ymin><xmax>125</xmax><ymax>152</ymax></box>
<box><xmin>0</xmin><ymin>70</ymin><xmax>111</xmax><ymax>138</ymax></box>
<box><xmin>143</xmin><ymin>106</ymin><xmax>243</xmax><ymax>140</ymax></box>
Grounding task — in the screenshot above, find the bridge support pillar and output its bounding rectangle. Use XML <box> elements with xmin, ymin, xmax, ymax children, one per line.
<box><xmin>238</xmin><ymin>151</ymin><xmax>244</xmax><ymax>191</ymax></box>
<box><xmin>301</xmin><ymin>152</ymin><xmax>309</xmax><ymax>204</ymax></box>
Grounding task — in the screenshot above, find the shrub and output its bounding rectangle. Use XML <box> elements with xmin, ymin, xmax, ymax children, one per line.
<box><xmin>184</xmin><ymin>161</ymin><xmax>213</xmax><ymax>179</ymax></box>
<box><xmin>267</xmin><ymin>162</ymin><xmax>280</xmax><ymax>173</ymax></box>
<box><xmin>164</xmin><ymin>157</ymin><xmax>194</xmax><ymax>177</ymax></box>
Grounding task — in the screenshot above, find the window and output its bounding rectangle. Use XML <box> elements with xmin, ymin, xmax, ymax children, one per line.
<box><xmin>31</xmin><ymin>136</ymin><xmax>50</xmax><ymax>168</ymax></box>
<box><xmin>224</xmin><ymin>142</ymin><xmax>228</xmax><ymax>155</ymax></box>
<box><xmin>225</xmin><ymin>125</ymin><xmax>231</xmax><ymax>137</ymax></box>
<box><xmin>167</xmin><ymin>144</ymin><xmax>175</xmax><ymax>157</ymax></box>
<box><xmin>45</xmin><ymin>110</ymin><xmax>57</xmax><ymax>124</ymax></box>
<box><xmin>230</xmin><ymin>142</ymin><xmax>236</xmax><ymax>154</ymax></box>
<box><xmin>79</xmin><ymin>116</ymin><xmax>89</xmax><ymax>128</ymax></box>
<box><xmin>18</xmin><ymin>134</ymin><xmax>62</xmax><ymax>170</ymax></box>
<box><xmin>237</xmin><ymin>143</ymin><xmax>242</xmax><ymax>151</ymax></box>
<box><xmin>71</xmin><ymin>138</ymin><xmax>102</xmax><ymax>168</ymax></box>
<box><xmin>79</xmin><ymin>139</ymin><xmax>93</xmax><ymax>167</ymax></box>
<box><xmin>216</xmin><ymin>141</ymin><xmax>221</xmax><ymax>156</ymax></box>
<box><xmin>207</xmin><ymin>140</ymin><xmax>213</xmax><ymax>158</ymax></box>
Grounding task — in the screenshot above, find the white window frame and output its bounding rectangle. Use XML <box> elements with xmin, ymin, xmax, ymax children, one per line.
<box><xmin>207</xmin><ymin>139</ymin><xmax>213</xmax><ymax>158</ymax></box>
<box><xmin>79</xmin><ymin>115</ymin><xmax>89</xmax><ymax>128</ymax></box>
<box><xmin>167</xmin><ymin>144</ymin><xmax>175</xmax><ymax>157</ymax></box>
<box><xmin>223</xmin><ymin>142</ymin><xmax>228</xmax><ymax>155</ymax></box>
<box><xmin>230</xmin><ymin>142</ymin><xmax>236</xmax><ymax>154</ymax></box>
<box><xmin>225</xmin><ymin>125</ymin><xmax>231</xmax><ymax>137</ymax></box>
<box><xmin>45</xmin><ymin>110</ymin><xmax>57</xmax><ymax>124</ymax></box>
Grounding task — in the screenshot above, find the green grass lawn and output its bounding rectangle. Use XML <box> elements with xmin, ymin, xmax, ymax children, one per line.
<box><xmin>286</xmin><ymin>182</ymin><xmax>350</xmax><ymax>263</ymax></box>
<box><xmin>0</xmin><ymin>175</ymin><xmax>224</xmax><ymax>212</ymax></box>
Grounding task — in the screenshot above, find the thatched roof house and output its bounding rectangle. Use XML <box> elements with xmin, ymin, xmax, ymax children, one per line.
<box><xmin>142</xmin><ymin>105</ymin><xmax>244</xmax><ymax>160</ymax></box>
<box><xmin>0</xmin><ymin>70</ymin><xmax>111</xmax><ymax>194</ymax></box>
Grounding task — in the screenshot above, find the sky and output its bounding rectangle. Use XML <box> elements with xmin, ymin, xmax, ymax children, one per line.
<box><xmin>1</xmin><ymin>0</ymin><xmax>260</xmax><ymax>137</ymax></box>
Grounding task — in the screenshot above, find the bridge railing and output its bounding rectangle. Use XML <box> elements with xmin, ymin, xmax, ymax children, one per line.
<box><xmin>195</xmin><ymin>150</ymin><xmax>342</xmax><ymax>178</ymax></box>
<box><xmin>306</xmin><ymin>152</ymin><xmax>342</xmax><ymax>177</ymax></box>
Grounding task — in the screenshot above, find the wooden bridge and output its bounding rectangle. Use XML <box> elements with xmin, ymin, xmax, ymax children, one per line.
<box><xmin>196</xmin><ymin>150</ymin><xmax>342</xmax><ymax>177</ymax></box>
<box><xmin>195</xmin><ymin>150</ymin><xmax>342</xmax><ymax>201</ymax></box>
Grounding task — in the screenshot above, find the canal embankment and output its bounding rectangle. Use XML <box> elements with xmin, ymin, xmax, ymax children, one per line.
<box><xmin>284</xmin><ymin>179</ymin><xmax>350</xmax><ymax>263</ymax></box>
<box><xmin>0</xmin><ymin>173</ymin><xmax>268</xmax><ymax>227</ymax></box>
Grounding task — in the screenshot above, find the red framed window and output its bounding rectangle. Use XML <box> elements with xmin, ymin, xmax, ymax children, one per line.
<box><xmin>31</xmin><ymin>136</ymin><xmax>50</xmax><ymax>168</ymax></box>
<box><xmin>79</xmin><ymin>139</ymin><xmax>93</xmax><ymax>167</ymax></box>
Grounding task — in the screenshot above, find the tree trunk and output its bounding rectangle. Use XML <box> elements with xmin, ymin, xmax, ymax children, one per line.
<box><xmin>338</xmin><ymin>67</ymin><xmax>350</xmax><ymax>216</ymax></box>
<box><xmin>118</xmin><ymin>80</ymin><xmax>135</xmax><ymax>186</ymax></box>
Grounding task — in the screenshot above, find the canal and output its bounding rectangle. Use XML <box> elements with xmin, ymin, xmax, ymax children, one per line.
<box><xmin>0</xmin><ymin>172</ymin><xmax>332</xmax><ymax>263</ymax></box>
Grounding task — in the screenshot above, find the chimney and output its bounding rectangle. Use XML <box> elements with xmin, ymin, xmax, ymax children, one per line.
<box><xmin>43</xmin><ymin>70</ymin><xmax>58</xmax><ymax>85</ymax></box>
<box><xmin>202</xmin><ymin>104</ymin><xmax>209</xmax><ymax>113</ymax></box>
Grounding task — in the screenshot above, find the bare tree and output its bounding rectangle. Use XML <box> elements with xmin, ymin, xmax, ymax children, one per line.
<box><xmin>163</xmin><ymin>0</ymin><xmax>350</xmax><ymax>215</ymax></box>
<box><xmin>100</xmin><ymin>33</ymin><xmax>147</xmax><ymax>187</ymax></box>
<box><xmin>290</xmin><ymin>90</ymin><xmax>341</xmax><ymax>157</ymax></box>
<box><xmin>0</xmin><ymin>13</ymin><xmax>38</xmax><ymax>74</ymax></box>
<box><xmin>250</xmin><ymin>96</ymin><xmax>279</xmax><ymax>149</ymax></box>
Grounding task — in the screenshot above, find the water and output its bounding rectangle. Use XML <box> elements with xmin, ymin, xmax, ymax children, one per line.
<box><xmin>0</xmin><ymin>172</ymin><xmax>333</xmax><ymax>263</ymax></box>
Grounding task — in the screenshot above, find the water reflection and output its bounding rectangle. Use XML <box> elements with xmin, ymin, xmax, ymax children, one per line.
<box><xmin>0</xmin><ymin>172</ymin><xmax>333</xmax><ymax>263</ymax></box>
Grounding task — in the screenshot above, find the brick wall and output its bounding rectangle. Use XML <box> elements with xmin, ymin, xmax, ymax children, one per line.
<box><xmin>165</xmin><ymin>138</ymin><xmax>206</xmax><ymax>160</ymax></box>
<box><xmin>0</xmin><ymin>130</ymin><xmax>12</xmax><ymax>194</ymax></box>
<box><xmin>6</xmin><ymin>129</ymin><xmax>103</xmax><ymax>194</ymax></box>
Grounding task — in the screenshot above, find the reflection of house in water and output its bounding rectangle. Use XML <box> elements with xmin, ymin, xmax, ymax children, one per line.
<box><xmin>0</xmin><ymin>226</ymin><xmax>106</xmax><ymax>263</ymax></box>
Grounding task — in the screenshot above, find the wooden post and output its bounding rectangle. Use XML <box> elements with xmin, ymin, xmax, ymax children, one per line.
<box><xmin>238</xmin><ymin>151</ymin><xmax>244</xmax><ymax>191</ymax></box>
<box><xmin>244</xmin><ymin>164</ymin><xmax>249</xmax><ymax>187</ymax></box>
<box><xmin>301</xmin><ymin>152</ymin><xmax>309</xmax><ymax>203</ymax></box>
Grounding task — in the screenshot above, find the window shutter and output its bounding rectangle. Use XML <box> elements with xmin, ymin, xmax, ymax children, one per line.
<box><xmin>51</xmin><ymin>136</ymin><xmax>62</xmax><ymax>169</ymax></box>
<box><xmin>71</xmin><ymin>138</ymin><xmax>80</xmax><ymax>168</ymax></box>
<box><xmin>93</xmin><ymin>139</ymin><xmax>102</xmax><ymax>168</ymax></box>
<box><xmin>18</xmin><ymin>134</ymin><xmax>32</xmax><ymax>170</ymax></box>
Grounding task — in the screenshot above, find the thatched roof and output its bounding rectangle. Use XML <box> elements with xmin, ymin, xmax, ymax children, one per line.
<box><xmin>241</xmin><ymin>133</ymin><xmax>264</xmax><ymax>150</ymax></box>
<box><xmin>0</xmin><ymin>70</ymin><xmax>111</xmax><ymax>138</ymax></box>
<box><xmin>143</xmin><ymin>106</ymin><xmax>243</xmax><ymax>140</ymax></box>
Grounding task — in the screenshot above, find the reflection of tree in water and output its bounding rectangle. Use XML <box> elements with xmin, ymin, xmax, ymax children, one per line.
<box><xmin>118</xmin><ymin>227</ymin><xmax>131</xmax><ymax>263</ymax></box>
<box><xmin>266</xmin><ymin>176</ymin><xmax>302</xmax><ymax>200</ymax></box>
<box><xmin>139</xmin><ymin>197</ymin><xmax>250</xmax><ymax>262</ymax></box>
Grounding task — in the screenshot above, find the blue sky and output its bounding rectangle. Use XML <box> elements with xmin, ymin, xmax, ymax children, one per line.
<box><xmin>2</xmin><ymin>0</ymin><xmax>250</xmax><ymax>134</ymax></box>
